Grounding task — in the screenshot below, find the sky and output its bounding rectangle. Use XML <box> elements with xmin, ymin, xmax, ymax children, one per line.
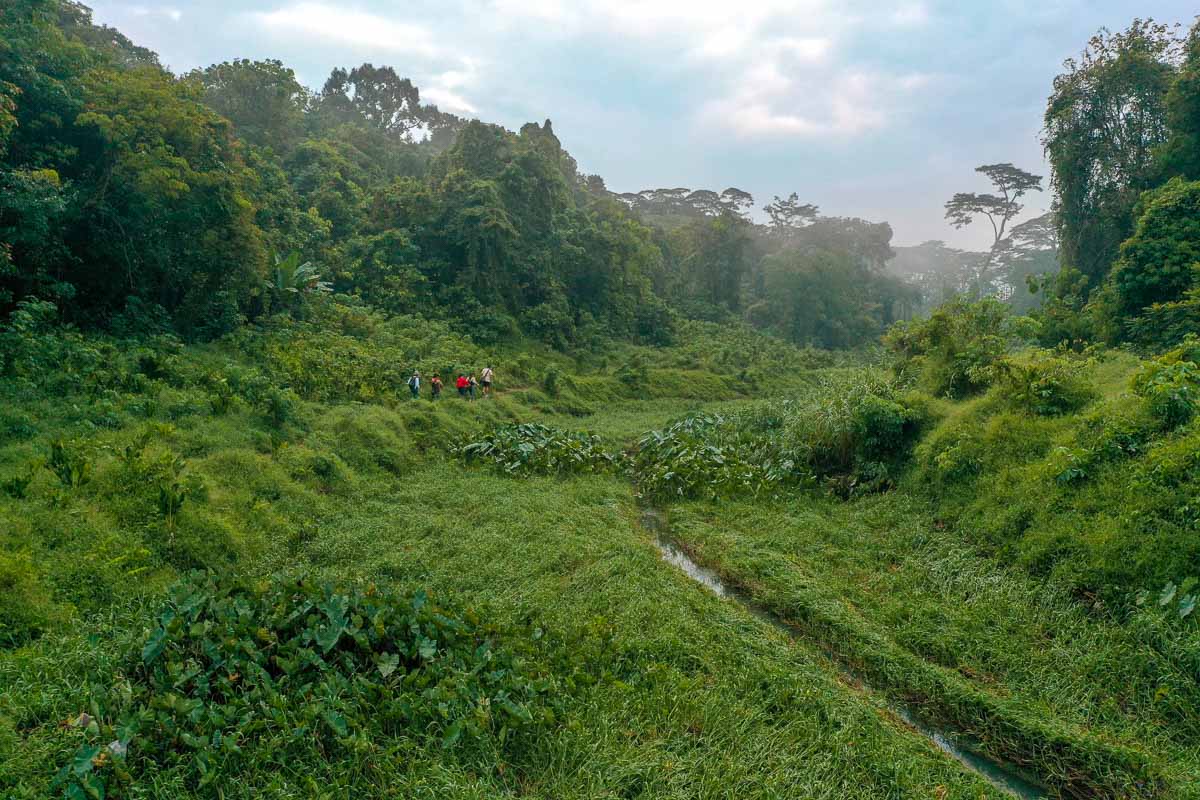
<box><xmin>88</xmin><ymin>0</ymin><xmax>1197</xmax><ymax>250</ymax></box>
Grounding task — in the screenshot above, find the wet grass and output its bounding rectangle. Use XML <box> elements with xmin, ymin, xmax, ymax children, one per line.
<box><xmin>665</xmin><ymin>493</ymin><xmax>1200</xmax><ymax>799</ymax></box>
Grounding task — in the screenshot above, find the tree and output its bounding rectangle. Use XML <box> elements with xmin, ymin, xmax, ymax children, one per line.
<box><xmin>190</xmin><ymin>59</ymin><xmax>308</xmax><ymax>153</ymax></box>
<box><xmin>318</xmin><ymin>64</ymin><xmax>426</xmax><ymax>140</ymax></box>
<box><xmin>1108</xmin><ymin>177</ymin><xmax>1200</xmax><ymax>323</ymax></box>
<box><xmin>1043</xmin><ymin>19</ymin><xmax>1181</xmax><ymax>291</ymax></box>
<box><xmin>764</xmin><ymin>193</ymin><xmax>819</xmax><ymax>233</ymax></box>
<box><xmin>1161</xmin><ymin>20</ymin><xmax>1200</xmax><ymax>180</ymax></box>
<box><xmin>993</xmin><ymin>212</ymin><xmax>1059</xmax><ymax>311</ymax></box>
<box><xmin>944</xmin><ymin>163</ymin><xmax>1043</xmax><ymax>248</ymax></box>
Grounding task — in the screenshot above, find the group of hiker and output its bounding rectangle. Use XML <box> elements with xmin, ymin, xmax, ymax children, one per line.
<box><xmin>407</xmin><ymin>365</ymin><xmax>494</xmax><ymax>401</ymax></box>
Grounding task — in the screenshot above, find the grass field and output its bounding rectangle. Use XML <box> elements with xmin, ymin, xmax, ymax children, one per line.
<box><xmin>2</xmin><ymin>323</ymin><xmax>1199</xmax><ymax>798</ymax></box>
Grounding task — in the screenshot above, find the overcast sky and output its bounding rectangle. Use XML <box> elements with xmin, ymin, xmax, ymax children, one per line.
<box><xmin>88</xmin><ymin>0</ymin><xmax>1197</xmax><ymax>249</ymax></box>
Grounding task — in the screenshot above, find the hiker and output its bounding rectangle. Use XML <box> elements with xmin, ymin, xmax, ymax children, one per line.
<box><xmin>407</xmin><ymin>371</ymin><xmax>420</xmax><ymax>399</ymax></box>
<box><xmin>430</xmin><ymin>374</ymin><xmax>443</xmax><ymax>400</ymax></box>
<box><xmin>480</xmin><ymin>365</ymin><xmax>494</xmax><ymax>397</ymax></box>
<box><xmin>468</xmin><ymin>374</ymin><xmax>478</xmax><ymax>401</ymax></box>
<box><xmin>456</xmin><ymin>374</ymin><xmax>469</xmax><ymax>398</ymax></box>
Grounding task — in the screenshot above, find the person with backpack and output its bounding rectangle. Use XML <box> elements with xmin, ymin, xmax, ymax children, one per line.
<box><xmin>468</xmin><ymin>374</ymin><xmax>478</xmax><ymax>401</ymax></box>
<box><xmin>480</xmin><ymin>365</ymin><xmax>495</xmax><ymax>398</ymax></box>
<box><xmin>407</xmin><ymin>371</ymin><xmax>420</xmax><ymax>400</ymax></box>
<box><xmin>456</xmin><ymin>374</ymin><xmax>469</xmax><ymax>398</ymax></box>
<box><xmin>430</xmin><ymin>374</ymin><xmax>443</xmax><ymax>400</ymax></box>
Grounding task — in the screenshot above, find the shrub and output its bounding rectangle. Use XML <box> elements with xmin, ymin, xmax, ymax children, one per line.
<box><xmin>1</xmin><ymin>466</ymin><xmax>35</xmax><ymax>499</ymax></box>
<box><xmin>457</xmin><ymin>423</ymin><xmax>622</xmax><ymax>477</ymax></box>
<box><xmin>1132</xmin><ymin>349</ymin><xmax>1200</xmax><ymax>428</ymax></box>
<box><xmin>0</xmin><ymin>549</ymin><xmax>63</xmax><ymax>647</ymax></box>
<box><xmin>542</xmin><ymin>366</ymin><xmax>561</xmax><ymax>397</ymax></box>
<box><xmin>53</xmin><ymin>573</ymin><xmax>559</xmax><ymax>798</ymax></box>
<box><xmin>45</xmin><ymin>439</ymin><xmax>91</xmax><ymax>488</ymax></box>
<box><xmin>633</xmin><ymin>415</ymin><xmax>800</xmax><ymax>502</ymax></box>
<box><xmin>885</xmin><ymin>298</ymin><xmax>1034</xmax><ymax>398</ymax></box>
<box><xmin>992</xmin><ymin>352</ymin><xmax>1095</xmax><ymax>416</ymax></box>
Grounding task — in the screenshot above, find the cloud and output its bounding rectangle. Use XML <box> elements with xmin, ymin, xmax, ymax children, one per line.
<box><xmin>247</xmin><ymin>3</ymin><xmax>440</xmax><ymax>57</ymax></box>
<box><xmin>128</xmin><ymin>5</ymin><xmax>183</xmax><ymax>22</ymax></box>
<box><xmin>483</xmin><ymin>0</ymin><xmax>937</xmax><ymax>140</ymax></box>
<box><xmin>422</xmin><ymin>60</ymin><xmax>483</xmax><ymax>114</ymax></box>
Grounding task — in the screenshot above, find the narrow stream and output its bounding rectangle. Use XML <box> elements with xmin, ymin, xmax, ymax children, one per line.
<box><xmin>643</xmin><ymin>510</ymin><xmax>1046</xmax><ymax>800</ymax></box>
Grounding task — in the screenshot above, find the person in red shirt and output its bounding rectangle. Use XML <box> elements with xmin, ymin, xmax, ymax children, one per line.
<box><xmin>456</xmin><ymin>374</ymin><xmax>469</xmax><ymax>398</ymax></box>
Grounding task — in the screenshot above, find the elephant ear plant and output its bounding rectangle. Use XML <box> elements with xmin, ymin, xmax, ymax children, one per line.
<box><xmin>53</xmin><ymin>573</ymin><xmax>563</xmax><ymax>799</ymax></box>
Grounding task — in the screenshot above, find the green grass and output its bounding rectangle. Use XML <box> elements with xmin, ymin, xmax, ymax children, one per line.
<box><xmin>665</xmin><ymin>493</ymin><xmax>1200</xmax><ymax>798</ymax></box>
<box><xmin>3</xmin><ymin>321</ymin><xmax>1200</xmax><ymax>798</ymax></box>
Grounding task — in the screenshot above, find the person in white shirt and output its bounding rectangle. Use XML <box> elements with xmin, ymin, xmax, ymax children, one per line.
<box><xmin>480</xmin><ymin>365</ymin><xmax>495</xmax><ymax>397</ymax></box>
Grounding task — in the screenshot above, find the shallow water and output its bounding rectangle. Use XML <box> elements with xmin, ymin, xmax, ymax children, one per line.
<box><xmin>642</xmin><ymin>509</ymin><xmax>1046</xmax><ymax>800</ymax></box>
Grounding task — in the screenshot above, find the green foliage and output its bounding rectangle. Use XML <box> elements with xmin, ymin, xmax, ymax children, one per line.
<box><xmin>1108</xmin><ymin>177</ymin><xmax>1200</xmax><ymax>342</ymax></box>
<box><xmin>634</xmin><ymin>413</ymin><xmax>802</xmax><ymax>502</ymax></box>
<box><xmin>1042</xmin><ymin>19</ymin><xmax>1179</xmax><ymax>297</ymax></box>
<box><xmin>46</xmin><ymin>439</ymin><xmax>90</xmax><ymax>488</ymax></box>
<box><xmin>457</xmin><ymin>423</ymin><xmax>622</xmax><ymax>477</ymax></box>
<box><xmin>1132</xmin><ymin>347</ymin><xmax>1200</xmax><ymax>428</ymax></box>
<box><xmin>885</xmin><ymin>298</ymin><xmax>1033</xmax><ymax>398</ymax></box>
<box><xmin>992</xmin><ymin>351</ymin><xmax>1095</xmax><ymax>416</ymax></box>
<box><xmin>541</xmin><ymin>365</ymin><xmax>560</xmax><ymax>397</ymax></box>
<box><xmin>0</xmin><ymin>548</ymin><xmax>62</xmax><ymax>647</ymax></box>
<box><xmin>1</xmin><ymin>465</ymin><xmax>34</xmax><ymax>499</ymax></box>
<box><xmin>1135</xmin><ymin>577</ymin><xmax>1200</xmax><ymax>622</ymax></box>
<box><xmin>634</xmin><ymin>373</ymin><xmax>922</xmax><ymax>500</ymax></box>
<box><xmin>53</xmin><ymin>573</ymin><xmax>558</xmax><ymax>797</ymax></box>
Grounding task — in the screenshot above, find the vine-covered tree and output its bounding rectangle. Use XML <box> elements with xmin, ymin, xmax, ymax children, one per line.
<box><xmin>1043</xmin><ymin>19</ymin><xmax>1180</xmax><ymax>292</ymax></box>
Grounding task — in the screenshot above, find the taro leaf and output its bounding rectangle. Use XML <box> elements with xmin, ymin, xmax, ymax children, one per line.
<box><xmin>323</xmin><ymin>710</ymin><xmax>348</xmax><ymax>737</ymax></box>
<box><xmin>378</xmin><ymin>652</ymin><xmax>400</xmax><ymax>678</ymax></box>
<box><xmin>1179</xmin><ymin>594</ymin><xmax>1197</xmax><ymax>619</ymax></box>
<box><xmin>141</xmin><ymin>627</ymin><xmax>168</xmax><ymax>665</ymax></box>
<box><xmin>314</xmin><ymin>622</ymin><xmax>343</xmax><ymax>654</ymax></box>
<box><xmin>1159</xmin><ymin>582</ymin><xmax>1178</xmax><ymax>607</ymax></box>
<box><xmin>71</xmin><ymin>744</ymin><xmax>101</xmax><ymax>777</ymax></box>
<box><xmin>442</xmin><ymin>719</ymin><xmax>463</xmax><ymax>748</ymax></box>
<box><xmin>418</xmin><ymin>637</ymin><xmax>437</xmax><ymax>660</ymax></box>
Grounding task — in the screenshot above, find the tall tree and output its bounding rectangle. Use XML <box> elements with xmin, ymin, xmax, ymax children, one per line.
<box><xmin>1161</xmin><ymin>20</ymin><xmax>1200</xmax><ymax>180</ymax></box>
<box><xmin>944</xmin><ymin>163</ymin><xmax>1043</xmax><ymax>248</ymax></box>
<box><xmin>189</xmin><ymin>59</ymin><xmax>308</xmax><ymax>153</ymax></box>
<box><xmin>1043</xmin><ymin>19</ymin><xmax>1180</xmax><ymax>291</ymax></box>
<box><xmin>318</xmin><ymin>64</ymin><xmax>425</xmax><ymax>140</ymax></box>
<box><xmin>764</xmin><ymin>193</ymin><xmax>819</xmax><ymax>233</ymax></box>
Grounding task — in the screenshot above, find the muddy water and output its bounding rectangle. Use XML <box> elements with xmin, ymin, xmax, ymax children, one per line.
<box><xmin>641</xmin><ymin>509</ymin><xmax>1046</xmax><ymax>800</ymax></box>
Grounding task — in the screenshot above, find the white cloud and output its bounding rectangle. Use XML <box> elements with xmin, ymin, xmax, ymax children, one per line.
<box><xmin>128</xmin><ymin>5</ymin><xmax>183</xmax><ymax>22</ymax></box>
<box><xmin>485</xmin><ymin>0</ymin><xmax>935</xmax><ymax>140</ymax></box>
<box><xmin>248</xmin><ymin>3</ymin><xmax>440</xmax><ymax>57</ymax></box>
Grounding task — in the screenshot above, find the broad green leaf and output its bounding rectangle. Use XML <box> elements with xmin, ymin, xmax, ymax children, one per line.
<box><xmin>377</xmin><ymin>652</ymin><xmax>400</xmax><ymax>678</ymax></box>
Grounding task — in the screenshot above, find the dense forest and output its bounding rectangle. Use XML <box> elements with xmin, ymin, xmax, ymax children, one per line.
<box><xmin>5</xmin><ymin>2</ymin><xmax>1200</xmax><ymax>799</ymax></box>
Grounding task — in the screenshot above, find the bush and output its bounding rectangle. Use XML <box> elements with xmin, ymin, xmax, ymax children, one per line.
<box><xmin>1132</xmin><ymin>346</ymin><xmax>1200</xmax><ymax>428</ymax></box>
<box><xmin>992</xmin><ymin>351</ymin><xmax>1095</xmax><ymax>416</ymax></box>
<box><xmin>53</xmin><ymin>573</ymin><xmax>559</xmax><ymax>798</ymax></box>
<box><xmin>0</xmin><ymin>549</ymin><xmax>64</xmax><ymax>647</ymax></box>
<box><xmin>885</xmin><ymin>298</ymin><xmax>1035</xmax><ymax>398</ymax></box>
<box><xmin>633</xmin><ymin>374</ymin><xmax>923</xmax><ymax>500</ymax></box>
<box><xmin>457</xmin><ymin>423</ymin><xmax>622</xmax><ymax>477</ymax></box>
<box><xmin>633</xmin><ymin>414</ymin><xmax>801</xmax><ymax>502</ymax></box>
